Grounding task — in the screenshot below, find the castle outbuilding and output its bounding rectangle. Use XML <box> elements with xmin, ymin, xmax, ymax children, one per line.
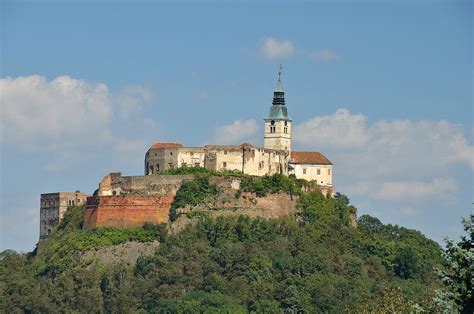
<box><xmin>144</xmin><ymin>68</ymin><xmax>333</xmax><ymax>188</ymax></box>
<box><xmin>39</xmin><ymin>191</ymin><xmax>89</xmax><ymax>240</ymax></box>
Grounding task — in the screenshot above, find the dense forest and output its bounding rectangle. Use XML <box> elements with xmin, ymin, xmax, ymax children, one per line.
<box><xmin>0</xmin><ymin>171</ymin><xmax>471</xmax><ymax>313</ymax></box>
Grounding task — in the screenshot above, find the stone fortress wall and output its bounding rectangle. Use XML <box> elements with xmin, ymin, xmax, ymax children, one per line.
<box><xmin>83</xmin><ymin>173</ymin><xmax>193</xmax><ymax>229</ymax></box>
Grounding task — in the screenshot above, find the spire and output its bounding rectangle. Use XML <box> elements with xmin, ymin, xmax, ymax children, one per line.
<box><xmin>266</xmin><ymin>65</ymin><xmax>291</xmax><ymax>120</ymax></box>
<box><xmin>275</xmin><ymin>64</ymin><xmax>284</xmax><ymax>92</ymax></box>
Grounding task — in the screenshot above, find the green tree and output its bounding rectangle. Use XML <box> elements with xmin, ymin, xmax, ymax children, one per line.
<box><xmin>435</xmin><ymin>215</ymin><xmax>474</xmax><ymax>313</ymax></box>
<box><xmin>394</xmin><ymin>246</ymin><xmax>420</xmax><ymax>279</ymax></box>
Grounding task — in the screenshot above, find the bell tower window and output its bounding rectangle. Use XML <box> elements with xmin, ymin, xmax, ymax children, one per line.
<box><xmin>270</xmin><ymin>120</ymin><xmax>276</xmax><ymax>133</ymax></box>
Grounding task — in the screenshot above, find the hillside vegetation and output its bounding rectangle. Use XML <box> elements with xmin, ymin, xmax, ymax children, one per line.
<box><xmin>0</xmin><ymin>172</ymin><xmax>451</xmax><ymax>313</ymax></box>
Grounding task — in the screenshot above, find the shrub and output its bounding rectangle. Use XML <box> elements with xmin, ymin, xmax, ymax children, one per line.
<box><xmin>240</xmin><ymin>174</ymin><xmax>304</xmax><ymax>197</ymax></box>
<box><xmin>160</xmin><ymin>166</ymin><xmax>212</xmax><ymax>176</ymax></box>
<box><xmin>170</xmin><ymin>175</ymin><xmax>218</xmax><ymax>221</ymax></box>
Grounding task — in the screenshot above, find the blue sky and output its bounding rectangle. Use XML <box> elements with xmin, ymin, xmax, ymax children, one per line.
<box><xmin>1</xmin><ymin>0</ymin><xmax>472</xmax><ymax>251</ymax></box>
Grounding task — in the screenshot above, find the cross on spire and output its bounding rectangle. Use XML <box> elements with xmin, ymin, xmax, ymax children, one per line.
<box><xmin>275</xmin><ymin>64</ymin><xmax>284</xmax><ymax>92</ymax></box>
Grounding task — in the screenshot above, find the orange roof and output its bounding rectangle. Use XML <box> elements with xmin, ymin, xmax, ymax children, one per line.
<box><xmin>291</xmin><ymin>151</ymin><xmax>332</xmax><ymax>165</ymax></box>
<box><xmin>150</xmin><ymin>142</ymin><xmax>183</xmax><ymax>149</ymax></box>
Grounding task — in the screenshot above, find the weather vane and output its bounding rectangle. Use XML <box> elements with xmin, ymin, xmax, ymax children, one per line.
<box><xmin>278</xmin><ymin>64</ymin><xmax>283</xmax><ymax>80</ymax></box>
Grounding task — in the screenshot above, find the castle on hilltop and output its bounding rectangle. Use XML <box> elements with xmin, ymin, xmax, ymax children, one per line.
<box><xmin>144</xmin><ymin>69</ymin><xmax>333</xmax><ymax>186</ymax></box>
<box><xmin>39</xmin><ymin>69</ymin><xmax>334</xmax><ymax>242</ymax></box>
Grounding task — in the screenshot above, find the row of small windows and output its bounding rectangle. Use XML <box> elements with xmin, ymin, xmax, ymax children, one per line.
<box><xmin>302</xmin><ymin>168</ymin><xmax>332</xmax><ymax>175</ymax></box>
<box><xmin>41</xmin><ymin>199</ymin><xmax>83</xmax><ymax>207</ymax></box>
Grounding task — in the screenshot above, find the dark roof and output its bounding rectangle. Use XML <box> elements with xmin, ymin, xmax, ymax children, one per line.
<box><xmin>266</xmin><ymin>105</ymin><xmax>291</xmax><ymax>120</ymax></box>
<box><xmin>150</xmin><ymin>142</ymin><xmax>183</xmax><ymax>149</ymax></box>
<box><xmin>291</xmin><ymin>151</ymin><xmax>332</xmax><ymax>165</ymax></box>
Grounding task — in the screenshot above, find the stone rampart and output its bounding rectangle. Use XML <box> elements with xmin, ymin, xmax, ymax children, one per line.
<box><xmin>84</xmin><ymin>173</ymin><xmax>193</xmax><ymax>229</ymax></box>
<box><xmin>98</xmin><ymin>172</ymin><xmax>193</xmax><ymax>196</ymax></box>
<box><xmin>84</xmin><ymin>195</ymin><xmax>174</xmax><ymax>229</ymax></box>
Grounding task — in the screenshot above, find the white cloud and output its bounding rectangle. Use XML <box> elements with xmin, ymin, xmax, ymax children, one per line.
<box><xmin>0</xmin><ymin>74</ymin><xmax>155</xmax><ymax>170</ymax></box>
<box><xmin>0</xmin><ymin>75</ymin><xmax>112</xmax><ymax>150</ymax></box>
<box><xmin>309</xmin><ymin>49</ymin><xmax>341</xmax><ymax>62</ymax></box>
<box><xmin>294</xmin><ymin>109</ymin><xmax>474</xmax><ymax>205</ymax></box>
<box><xmin>373</xmin><ymin>178</ymin><xmax>458</xmax><ymax>202</ymax></box>
<box><xmin>260</xmin><ymin>37</ymin><xmax>296</xmax><ymax>60</ymax></box>
<box><xmin>294</xmin><ymin>109</ymin><xmax>370</xmax><ymax>149</ymax></box>
<box><xmin>210</xmin><ymin>119</ymin><xmax>259</xmax><ymax>145</ymax></box>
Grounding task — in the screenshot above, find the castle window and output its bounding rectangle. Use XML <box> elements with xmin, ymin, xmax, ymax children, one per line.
<box><xmin>284</xmin><ymin>127</ymin><xmax>288</xmax><ymax>134</ymax></box>
<box><xmin>285</xmin><ymin>121</ymin><xmax>288</xmax><ymax>126</ymax></box>
<box><xmin>170</xmin><ymin>152</ymin><xmax>173</xmax><ymax>156</ymax></box>
<box><xmin>223</xmin><ymin>162</ymin><xmax>227</xmax><ymax>168</ymax></box>
<box><xmin>328</xmin><ymin>169</ymin><xmax>331</xmax><ymax>175</ymax></box>
<box><xmin>270</xmin><ymin>126</ymin><xmax>276</xmax><ymax>133</ymax></box>
<box><xmin>154</xmin><ymin>153</ymin><xmax>157</xmax><ymax>156</ymax></box>
<box><xmin>303</xmin><ymin>168</ymin><xmax>307</xmax><ymax>174</ymax></box>
<box><xmin>47</xmin><ymin>229</ymin><xmax>51</xmax><ymax>235</ymax></box>
<box><xmin>156</xmin><ymin>164</ymin><xmax>160</xmax><ymax>171</ymax></box>
<box><xmin>317</xmin><ymin>169</ymin><xmax>321</xmax><ymax>175</ymax></box>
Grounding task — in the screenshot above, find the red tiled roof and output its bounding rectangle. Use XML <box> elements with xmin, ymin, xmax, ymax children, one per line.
<box><xmin>291</xmin><ymin>151</ymin><xmax>332</xmax><ymax>165</ymax></box>
<box><xmin>150</xmin><ymin>142</ymin><xmax>183</xmax><ymax>149</ymax></box>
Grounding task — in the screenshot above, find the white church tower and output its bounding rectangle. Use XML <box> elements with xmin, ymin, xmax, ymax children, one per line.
<box><xmin>264</xmin><ymin>66</ymin><xmax>292</xmax><ymax>152</ymax></box>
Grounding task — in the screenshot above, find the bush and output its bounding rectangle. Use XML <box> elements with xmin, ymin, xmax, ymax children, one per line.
<box><xmin>160</xmin><ymin>166</ymin><xmax>212</xmax><ymax>176</ymax></box>
<box><xmin>240</xmin><ymin>173</ymin><xmax>304</xmax><ymax>197</ymax></box>
<box><xmin>170</xmin><ymin>175</ymin><xmax>218</xmax><ymax>221</ymax></box>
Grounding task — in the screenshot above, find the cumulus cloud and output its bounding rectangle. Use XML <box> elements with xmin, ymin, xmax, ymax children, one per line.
<box><xmin>210</xmin><ymin>119</ymin><xmax>259</xmax><ymax>145</ymax></box>
<box><xmin>295</xmin><ymin>109</ymin><xmax>370</xmax><ymax>150</ymax></box>
<box><xmin>0</xmin><ymin>74</ymin><xmax>154</xmax><ymax>169</ymax></box>
<box><xmin>309</xmin><ymin>49</ymin><xmax>341</xmax><ymax>62</ymax></box>
<box><xmin>294</xmin><ymin>109</ymin><xmax>474</xmax><ymax>206</ymax></box>
<box><xmin>373</xmin><ymin>178</ymin><xmax>458</xmax><ymax>202</ymax></box>
<box><xmin>260</xmin><ymin>37</ymin><xmax>296</xmax><ymax>60</ymax></box>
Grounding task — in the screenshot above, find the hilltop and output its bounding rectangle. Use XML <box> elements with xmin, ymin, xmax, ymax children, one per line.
<box><xmin>0</xmin><ymin>171</ymin><xmax>450</xmax><ymax>312</ymax></box>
